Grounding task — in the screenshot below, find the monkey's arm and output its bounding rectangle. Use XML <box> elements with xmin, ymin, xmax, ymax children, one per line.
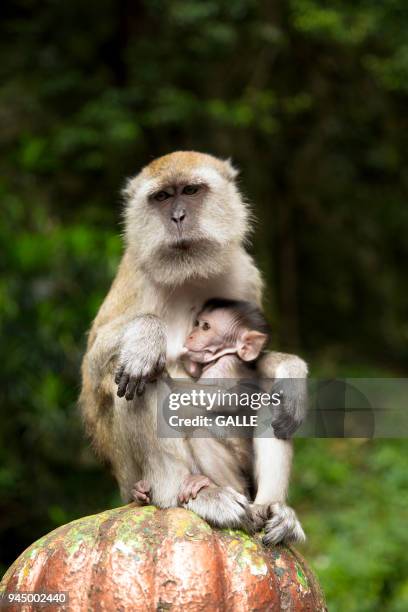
<box><xmin>115</xmin><ymin>315</ymin><xmax>166</xmax><ymax>399</ymax></box>
<box><xmin>85</xmin><ymin>311</ymin><xmax>166</xmax><ymax>400</ymax></box>
<box><xmin>257</xmin><ymin>352</ymin><xmax>308</xmax><ymax>439</ymax></box>
<box><xmin>252</xmin><ymin>437</ymin><xmax>292</xmax><ymax>504</ymax></box>
<box><xmin>82</xmin><ymin>253</ymin><xmax>167</xmax><ymax>401</ymax></box>
<box><xmin>250</xmin><ymin>436</ymin><xmax>305</xmax><ymax>545</ymax></box>
<box><xmin>250</xmin><ymin>352</ymin><xmax>307</xmax><ymax>545</ymax></box>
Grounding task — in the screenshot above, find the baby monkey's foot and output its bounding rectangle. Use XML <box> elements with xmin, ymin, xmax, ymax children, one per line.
<box><xmin>131</xmin><ymin>479</ymin><xmax>151</xmax><ymax>505</ymax></box>
<box><xmin>178</xmin><ymin>474</ymin><xmax>213</xmax><ymax>504</ymax></box>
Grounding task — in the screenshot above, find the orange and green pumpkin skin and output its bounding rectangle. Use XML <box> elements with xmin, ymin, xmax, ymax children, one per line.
<box><xmin>1</xmin><ymin>505</ymin><xmax>326</xmax><ymax>611</ymax></box>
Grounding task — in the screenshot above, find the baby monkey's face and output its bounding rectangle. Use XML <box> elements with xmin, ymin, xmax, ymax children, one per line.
<box><xmin>185</xmin><ymin>308</ymin><xmax>234</xmax><ymax>356</ymax></box>
<box><xmin>184</xmin><ymin>308</ymin><xmax>267</xmax><ymax>364</ymax></box>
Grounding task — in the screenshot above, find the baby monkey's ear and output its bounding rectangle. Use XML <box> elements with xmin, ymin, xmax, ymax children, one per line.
<box><xmin>237</xmin><ymin>331</ymin><xmax>268</xmax><ymax>362</ymax></box>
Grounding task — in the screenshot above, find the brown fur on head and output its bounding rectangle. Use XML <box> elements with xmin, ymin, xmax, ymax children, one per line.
<box><xmin>123</xmin><ymin>151</ymin><xmax>251</xmax><ymax>286</ymax></box>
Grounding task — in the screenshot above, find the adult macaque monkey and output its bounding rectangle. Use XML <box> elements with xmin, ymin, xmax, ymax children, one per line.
<box><xmin>80</xmin><ymin>151</ymin><xmax>307</xmax><ymax>544</ymax></box>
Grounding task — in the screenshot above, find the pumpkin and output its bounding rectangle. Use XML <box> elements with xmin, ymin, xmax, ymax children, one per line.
<box><xmin>1</xmin><ymin>505</ymin><xmax>326</xmax><ymax>611</ymax></box>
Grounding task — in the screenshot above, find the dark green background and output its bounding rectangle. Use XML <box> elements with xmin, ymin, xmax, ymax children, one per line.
<box><xmin>1</xmin><ymin>1</ymin><xmax>407</xmax><ymax>609</ymax></box>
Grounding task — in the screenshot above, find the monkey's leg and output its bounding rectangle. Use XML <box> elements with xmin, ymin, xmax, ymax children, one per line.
<box><xmin>178</xmin><ymin>436</ymin><xmax>254</xmax><ymax>531</ymax></box>
<box><xmin>114</xmin><ymin>456</ymin><xmax>143</xmax><ymax>504</ymax></box>
<box><xmin>141</xmin><ymin>444</ymin><xmax>254</xmax><ymax>532</ymax></box>
<box><xmin>146</xmin><ymin>465</ymin><xmax>253</xmax><ymax>532</ymax></box>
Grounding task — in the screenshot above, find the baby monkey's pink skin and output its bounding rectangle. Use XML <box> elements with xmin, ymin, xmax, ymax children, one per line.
<box><xmin>132</xmin><ymin>475</ymin><xmax>213</xmax><ymax>506</ymax></box>
<box><xmin>178</xmin><ymin>474</ymin><xmax>213</xmax><ymax>504</ymax></box>
<box><xmin>131</xmin><ymin>479</ymin><xmax>151</xmax><ymax>504</ymax></box>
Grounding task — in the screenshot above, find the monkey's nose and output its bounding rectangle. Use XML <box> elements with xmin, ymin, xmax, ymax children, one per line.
<box><xmin>171</xmin><ymin>208</ymin><xmax>186</xmax><ymax>226</ymax></box>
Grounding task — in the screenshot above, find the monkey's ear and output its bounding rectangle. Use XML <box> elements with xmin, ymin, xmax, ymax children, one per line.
<box><xmin>223</xmin><ymin>158</ymin><xmax>239</xmax><ymax>182</ymax></box>
<box><xmin>237</xmin><ymin>331</ymin><xmax>268</xmax><ymax>362</ymax></box>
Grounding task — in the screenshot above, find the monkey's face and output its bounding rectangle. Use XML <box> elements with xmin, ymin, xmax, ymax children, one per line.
<box><xmin>184</xmin><ymin>309</ymin><xmax>234</xmax><ymax>360</ymax></box>
<box><xmin>147</xmin><ymin>182</ymin><xmax>210</xmax><ymax>246</ymax></box>
<box><xmin>123</xmin><ymin>152</ymin><xmax>251</xmax><ymax>285</ymax></box>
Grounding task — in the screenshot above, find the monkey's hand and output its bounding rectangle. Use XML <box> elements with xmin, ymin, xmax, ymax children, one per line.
<box><xmin>250</xmin><ymin>502</ymin><xmax>306</xmax><ymax>546</ymax></box>
<box><xmin>258</xmin><ymin>353</ymin><xmax>308</xmax><ymax>439</ymax></box>
<box><xmin>177</xmin><ymin>474</ymin><xmax>213</xmax><ymax>504</ymax></box>
<box><xmin>115</xmin><ymin>315</ymin><xmax>167</xmax><ymax>400</ymax></box>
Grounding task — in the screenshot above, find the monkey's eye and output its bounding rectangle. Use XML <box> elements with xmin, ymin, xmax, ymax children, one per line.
<box><xmin>182</xmin><ymin>185</ymin><xmax>199</xmax><ymax>196</ymax></box>
<box><xmin>202</xmin><ymin>321</ymin><xmax>210</xmax><ymax>331</ymax></box>
<box><xmin>193</xmin><ymin>319</ymin><xmax>199</xmax><ymax>327</ymax></box>
<box><xmin>154</xmin><ymin>190</ymin><xmax>171</xmax><ymax>202</ymax></box>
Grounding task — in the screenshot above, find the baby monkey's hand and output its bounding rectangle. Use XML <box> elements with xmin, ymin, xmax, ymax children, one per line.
<box><xmin>178</xmin><ymin>474</ymin><xmax>213</xmax><ymax>504</ymax></box>
<box><xmin>131</xmin><ymin>479</ymin><xmax>151</xmax><ymax>505</ymax></box>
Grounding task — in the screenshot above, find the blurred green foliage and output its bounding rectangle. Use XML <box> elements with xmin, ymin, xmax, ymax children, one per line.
<box><xmin>0</xmin><ymin>1</ymin><xmax>407</xmax><ymax>609</ymax></box>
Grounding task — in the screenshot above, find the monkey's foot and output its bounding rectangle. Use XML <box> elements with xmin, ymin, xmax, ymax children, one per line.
<box><xmin>178</xmin><ymin>474</ymin><xmax>213</xmax><ymax>504</ymax></box>
<box><xmin>131</xmin><ymin>479</ymin><xmax>152</xmax><ymax>505</ymax></box>
<box><xmin>185</xmin><ymin>486</ymin><xmax>255</xmax><ymax>534</ymax></box>
<box><xmin>249</xmin><ymin>502</ymin><xmax>271</xmax><ymax>531</ymax></box>
<box><xmin>258</xmin><ymin>502</ymin><xmax>306</xmax><ymax>546</ymax></box>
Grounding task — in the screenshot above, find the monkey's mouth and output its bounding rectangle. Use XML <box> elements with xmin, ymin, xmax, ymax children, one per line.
<box><xmin>171</xmin><ymin>239</ymin><xmax>191</xmax><ymax>251</ymax></box>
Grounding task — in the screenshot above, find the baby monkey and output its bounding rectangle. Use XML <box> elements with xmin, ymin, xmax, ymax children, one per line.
<box><xmin>133</xmin><ymin>298</ymin><xmax>270</xmax><ymax>507</ymax></box>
